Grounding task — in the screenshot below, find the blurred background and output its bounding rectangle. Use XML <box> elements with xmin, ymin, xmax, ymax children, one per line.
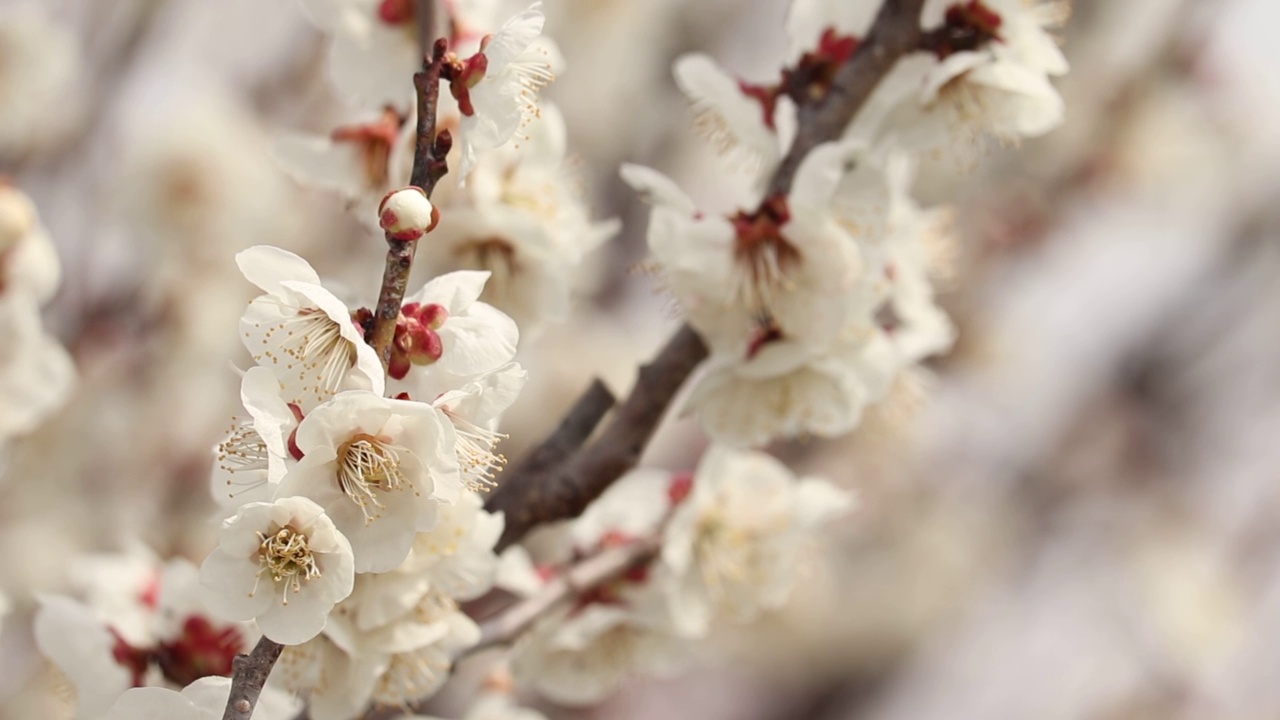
<box><xmin>3</xmin><ymin>0</ymin><xmax>1280</xmax><ymax>718</ymax></box>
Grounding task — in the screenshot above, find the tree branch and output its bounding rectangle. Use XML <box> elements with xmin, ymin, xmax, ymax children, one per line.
<box><xmin>488</xmin><ymin>326</ymin><xmax>707</xmax><ymax>550</ymax></box>
<box><xmin>767</xmin><ymin>0</ymin><xmax>927</xmax><ymax>197</ymax></box>
<box><xmin>221</xmin><ymin>637</ymin><xmax>285</xmax><ymax>720</ymax></box>
<box><xmin>486</xmin><ymin>0</ymin><xmax>930</xmax><ymax>550</ymax></box>
<box><xmin>467</xmin><ymin>536</ymin><xmax>661</xmax><ymax>656</ymax></box>
<box><xmin>367</xmin><ymin>39</ymin><xmax>451</xmax><ymax>369</ymax></box>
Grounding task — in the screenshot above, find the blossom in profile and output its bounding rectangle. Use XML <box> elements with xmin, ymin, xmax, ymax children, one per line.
<box><xmin>236</xmin><ymin>245</ymin><xmax>385</xmax><ymax>412</ymax></box>
<box><xmin>200</xmin><ymin>497</ymin><xmax>355</xmax><ymax>645</ymax></box>
<box><xmin>660</xmin><ymin>446</ymin><xmax>854</xmax><ymax>635</ymax></box>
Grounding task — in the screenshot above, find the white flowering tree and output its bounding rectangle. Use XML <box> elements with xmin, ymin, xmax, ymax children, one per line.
<box><xmin>2</xmin><ymin>0</ymin><xmax>1073</xmax><ymax>718</ymax></box>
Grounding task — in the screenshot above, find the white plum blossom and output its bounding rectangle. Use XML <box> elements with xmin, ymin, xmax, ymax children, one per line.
<box><xmin>237</xmin><ymin>245</ymin><xmax>385</xmax><ymax>411</ymax></box>
<box><xmin>622</xmin><ymin>139</ymin><xmax>869</xmax><ymax>354</ymax></box>
<box><xmin>292</xmin><ymin>592</ymin><xmax>481</xmax><ymax>720</ymax></box>
<box><xmin>673</xmin><ymin>53</ymin><xmax>782</xmax><ymax>174</ymax></box>
<box><xmin>686</xmin><ymin>328</ymin><xmax>899</xmax><ymax>447</ymax></box>
<box><xmin>0</xmin><ymin>294</ymin><xmax>75</xmax><ymax>442</ymax></box>
<box><xmin>200</xmin><ymin>496</ymin><xmax>355</xmax><ymax>645</ymax></box>
<box><xmin>452</xmin><ymin>3</ymin><xmax>560</xmax><ymax>179</ymax></box>
<box><xmin>35</xmin><ymin>555</ymin><xmax>250</xmax><ymax>719</ymax></box>
<box><xmin>419</xmin><ymin>103</ymin><xmax>616</xmax><ymax>336</ymax></box>
<box><xmin>341</xmin><ymin>490</ymin><xmax>503</xmax><ymax>634</ymax></box>
<box><xmin>0</xmin><ymin>183</ymin><xmax>72</xmax><ymax>443</ymax></box>
<box><xmin>879</xmin><ymin>0</ymin><xmax>1069</xmax><ymax>156</ymax></box>
<box><xmin>210</xmin><ymin>366</ymin><xmax>299</xmax><ymax>508</ymax></box>
<box><xmin>512</xmin><ymin>592</ymin><xmax>688</xmax><ymax>706</ymax></box>
<box><xmin>274</xmin><ymin>107</ymin><xmax>414</xmax><ymax>229</ymax></box>
<box><xmin>296</xmin><ymin>0</ymin><xmax>421</xmax><ymax>111</ymax></box>
<box><xmin>0</xmin><ymin>182</ymin><xmax>60</xmax><ymax>302</ymax></box>
<box><xmin>872</xmin><ymin>152</ymin><xmax>956</xmax><ymax>363</ymax></box>
<box><xmin>274</xmin><ymin>391</ymin><xmax>461</xmax><ymax>572</ymax></box>
<box><xmin>432</xmin><ymin>362</ymin><xmax>527</xmax><ymax>491</ymax></box>
<box><xmin>511</xmin><ymin>469</ymin><xmax>690</xmax><ymax>705</ymax></box>
<box><xmin>660</xmin><ymin>446</ymin><xmax>854</xmax><ymax>635</ymax></box>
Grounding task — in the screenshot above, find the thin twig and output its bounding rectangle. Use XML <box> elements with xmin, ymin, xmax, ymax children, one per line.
<box><xmin>767</xmin><ymin>0</ymin><xmax>927</xmax><ymax>197</ymax></box>
<box><xmin>466</xmin><ymin>536</ymin><xmax>662</xmax><ymax>657</ymax></box>
<box><xmin>489</xmin><ymin>327</ymin><xmax>707</xmax><ymax>550</ymax></box>
<box><xmin>367</xmin><ymin>39</ymin><xmax>451</xmax><ymax>369</ymax></box>
<box><xmin>226</xmin><ymin>7</ymin><xmax>445</xmax><ymax>720</ymax></box>
<box><xmin>222</xmin><ymin>637</ymin><xmax>285</xmax><ymax>720</ymax></box>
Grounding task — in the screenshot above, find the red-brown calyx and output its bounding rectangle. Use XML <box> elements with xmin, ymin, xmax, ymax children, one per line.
<box><xmin>110</xmin><ymin>615</ymin><xmax>244</xmax><ymax>689</ymax></box>
<box><xmin>731</xmin><ymin>194</ymin><xmax>798</xmax><ymax>287</ymax></box>
<box><xmin>925</xmin><ymin>1</ymin><xmax>1004</xmax><ymax>59</ymax></box>
<box><xmin>667</xmin><ymin>473</ymin><xmax>695</xmax><ymax>505</ymax></box>
<box><xmin>331</xmin><ymin>108</ymin><xmax>406</xmax><ymax>190</ymax></box>
<box><xmin>785</xmin><ymin>27</ymin><xmax>861</xmax><ymax>104</ymax></box>
<box><xmin>442</xmin><ymin>43</ymin><xmax>491</xmax><ymax>117</ymax></box>
<box><xmin>388</xmin><ymin>302</ymin><xmax>448</xmax><ymax>380</ymax></box>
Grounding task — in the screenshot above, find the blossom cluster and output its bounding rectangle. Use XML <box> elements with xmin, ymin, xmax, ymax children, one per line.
<box><xmin>277</xmin><ymin>0</ymin><xmax>617</xmax><ymax>337</ymax></box>
<box><xmin>0</xmin><ymin>182</ymin><xmax>73</xmax><ymax>448</ymax></box>
<box><xmin>23</xmin><ymin>0</ymin><xmax>1069</xmax><ymax>718</ymax></box>
<box><xmin>624</xmin><ymin>0</ymin><xmax>1067</xmax><ymax>447</ymax></box>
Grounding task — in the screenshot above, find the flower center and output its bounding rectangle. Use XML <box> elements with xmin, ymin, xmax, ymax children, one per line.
<box><xmin>257</xmin><ymin>526</ymin><xmax>321</xmax><ymax>605</ymax></box>
<box><xmin>257</xmin><ymin>306</ymin><xmax>357</xmax><ymax>405</ymax></box>
<box><xmin>337</xmin><ymin>433</ymin><xmax>406</xmax><ymax>522</ymax></box>
<box><xmin>730</xmin><ymin>196</ymin><xmax>799</xmax><ymax>319</ymax></box>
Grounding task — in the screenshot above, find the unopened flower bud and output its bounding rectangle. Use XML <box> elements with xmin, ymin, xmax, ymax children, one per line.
<box><xmin>0</xmin><ymin>183</ymin><xmax>37</xmax><ymax>254</ymax></box>
<box><xmin>378</xmin><ymin>187</ymin><xmax>438</xmax><ymax>241</ymax></box>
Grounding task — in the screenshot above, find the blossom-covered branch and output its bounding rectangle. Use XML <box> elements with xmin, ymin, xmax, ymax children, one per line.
<box><xmin>367</xmin><ymin>39</ymin><xmax>450</xmax><ymax>368</ymax></box>
<box><xmin>487</xmin><ymin>0</ymin><xmax>933</xmax><ymax>550</ymax></box>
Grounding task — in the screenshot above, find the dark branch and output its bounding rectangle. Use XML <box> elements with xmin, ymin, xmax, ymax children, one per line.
<box><xmin>486</xmin><ymin>378</ymin><xmax>616</xmax><ymax>522</ymax></box>
<box><xmin>221</xmin><ymin>637</ymin><xmax>284</xmax><ymax>720</ymax></box>
<box><xmin>767</xmin><ymin>0</ymin><xmax>927</xmax><ymax>197</ymax></box>
<box><xmin>489</xmin><ymin>0</ymin><xmax>930</xmax><ymax>550</ymax></box>
<box><xmin>491</xmin><ymin>326</ymin><xmax>707</xmax><ymax>550</ymax></box>
<box><xmin>367</xmin><ymin>39</ymin><xmax>450</xmax><ymax>369</ymax></box>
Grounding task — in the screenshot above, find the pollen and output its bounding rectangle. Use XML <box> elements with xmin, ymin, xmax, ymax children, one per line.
<box><xmin>336</xmin><ymin>433</ymin><xmax>407</xmax><ymax>523</ymax></box>
<box><xmin>257</xmin><ymin>526</ymin><xmax>321</xmax><ymax>606</ymax></box>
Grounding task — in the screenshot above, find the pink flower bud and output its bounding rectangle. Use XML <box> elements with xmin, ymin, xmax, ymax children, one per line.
<box><xmin>378</xmin><ymin>187</ymin><xmax>438</xmax><ymax>241</ymax></box>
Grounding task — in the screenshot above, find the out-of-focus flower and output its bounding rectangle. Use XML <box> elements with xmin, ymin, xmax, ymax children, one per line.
<box><xmin>210</xmin><ymin>367</ymin><xmax>299</xmax><ymax>508</ymax></box>
<box><xmin>200</xmin><ymin>496</ymin><xmax>355</xmax><ymax>645</ymax></box>
<box><xmin>450</xmin><ymin>3</ymin><xmax>560</xmax><ymax>179</ymax></box>
<box><xmin>0</xmin><ymin>8</ymin><xmax>79</xmax><ymax>156</ymax></box>
<box><xmin>673</xmin><ymin>53</ymin><xmax>782</xmax><ymax>174</ymax></box>
<box><xmin>0</xmin><ymin>184</ymin><xmax>73</xmax><ymax>444</ymax></box>
<box><xmin>622</xmin><ymin>140</ymin><xmax>869</xmax><ymax>354</ymax></box>
<box><xmin>685</xmin><ymin>328</ymin><xmax>898</xmax><ymax>447</ymax></box>
<box><xmin>418</xmin><ymin>103</ymin><xmax>615</xmax><ymax>337</ymax></box>
<box><xmin>660</xmin><ymin>446</ymin><xmax>854</xmax><ymax>635</ymax></box>
<box><xmin>237</xmin><ymin>245</ymin><xmax>385</xmax><ymax>412</ymax></box>
<box><xmin>35</xmin><ymin>556</ymin><xmax>249</xmax><ymax>719</ymax></box>
<box><xmin>512</xmin><ymin>470</ymin><xmax>689</xmax><ymax>705</ymax></box>
<box><xmin>275</xmin><ymin>391</ymin><xmax>460</xmax><ymax>572</ymax></box>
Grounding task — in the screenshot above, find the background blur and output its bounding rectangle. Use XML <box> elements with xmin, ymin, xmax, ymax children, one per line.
<box><xmin>3</xmin><ymin>0</ymin><xmax>1280</xmax><ymax>718</ymax></box>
